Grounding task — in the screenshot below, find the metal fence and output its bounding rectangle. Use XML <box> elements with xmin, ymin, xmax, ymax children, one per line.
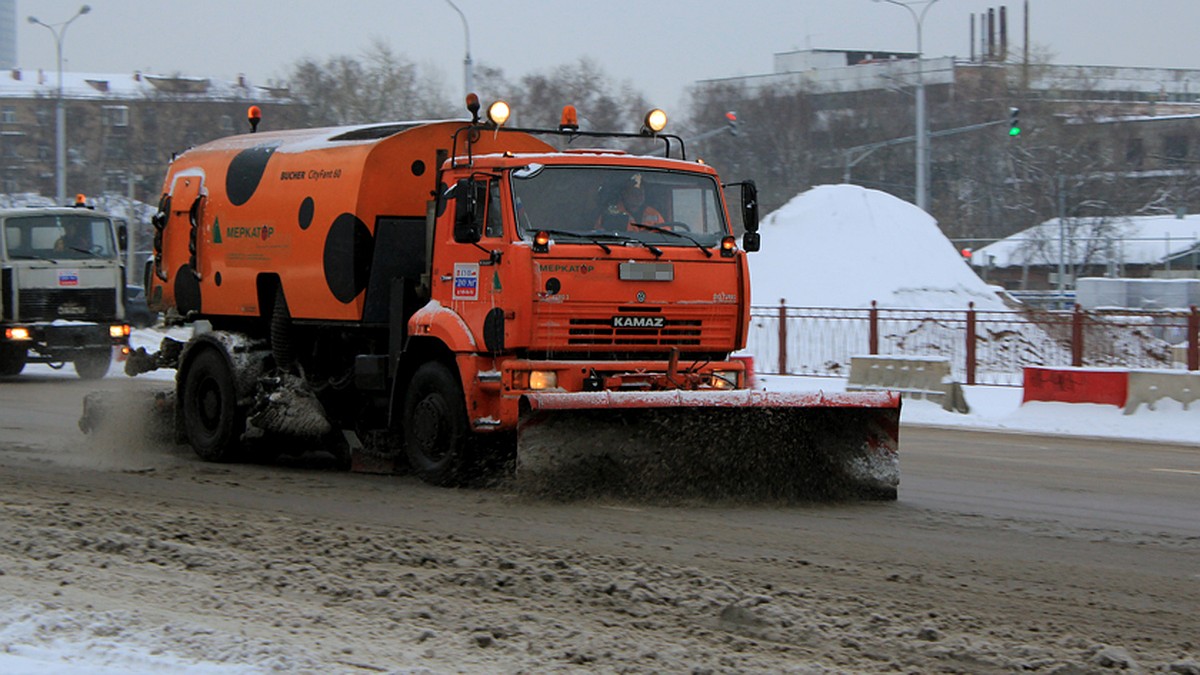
<box><xmin>747</xmin><ymin>301</ymin><xmax>1200</xmax><ymax>386</ymax></box>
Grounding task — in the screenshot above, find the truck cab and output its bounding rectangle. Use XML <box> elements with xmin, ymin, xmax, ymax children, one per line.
<box><xmin>0</xmin><ymin>205</ymin><xmax>131</xmax><ymax>378</ymax></box>
<box><xmin>421</xmin><ymin>153</ymin><xmax>756</xmax><ymax>427</ymax></box>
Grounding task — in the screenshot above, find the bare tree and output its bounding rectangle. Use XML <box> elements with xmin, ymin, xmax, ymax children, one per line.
<box><xmin>289</xmin><ymin>40</ymin><xmax>452</xmax><ymax>126</ymax></box>
<box><xmin>509</xmin><ymin>58</ymin><xmax>648</xmax><ymax>132</ymax></box>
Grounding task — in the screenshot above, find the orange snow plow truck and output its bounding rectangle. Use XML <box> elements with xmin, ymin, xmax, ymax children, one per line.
<box><xmin>119</xmin><ymin>98</ymin><xmax>900</xmax><ymax>500</ymax></box>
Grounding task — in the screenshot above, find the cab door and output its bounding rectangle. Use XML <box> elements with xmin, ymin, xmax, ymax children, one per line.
<box><xmin>437</xmin><ymin>178</ymin><xmax>508</xmax><ymax>353</ymax></box>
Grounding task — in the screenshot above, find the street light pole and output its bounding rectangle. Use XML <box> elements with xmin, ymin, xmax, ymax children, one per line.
<box><xmin>443</xmin><ymin>0</ymin><xmax>473</xmax><ymax>99</ymax></box>
<box><xmin>876</xmin><ymin>0</ymin><xmax>939</xmax><ymax>212</ymax></box>
<box><xmin>28</xmin><ymin>5</ymin><xmax>91</xmax><ymax>206</ymax></box>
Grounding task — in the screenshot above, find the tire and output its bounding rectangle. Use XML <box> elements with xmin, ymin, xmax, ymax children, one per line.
<box><xmin>403</xmin><ymin>362</ymin><xmax>472</xmax><ymax>486</ymax></box>
<box><xmin>182</xmin><ymin>348</ymin><xmax>244</xmax><ymax>462</ymax></box>
<box><xmin>73</xmin><ymin>348</ymin><xmax>112</xmax><ymax>380</ymax></box>
<box><xmin>0</xmin><ymin>344</ymin><xmax>27</xmax><ymax>376</ymax></box>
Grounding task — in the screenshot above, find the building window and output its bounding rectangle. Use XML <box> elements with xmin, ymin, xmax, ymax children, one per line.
<box><xmin>1163</xmin><ymin>134</ymin><xmax>1189</xmax><ymax>163</ymax></box>
<box><xmin>1125</xmin><ymin>138</ymin><xmax>1145</xmax><ymax>168</ymax></box>
<box><xmin>1</xmin><ymin>108</ymin><xmax>16</xmax><ymax>124</ymax></box>
<box><xmin>102</xmin><ymin>105</ymin><xmax>130</xmax><ymax>128</ymax></box>
<box><xmin>105</xmin><ymin>172</ymin><xmax>127</xmax><ymax>193</ymax></box>
<box><xmin>219</xmin><ymin>115</ymin><xmax>234</xmax><ymax>132</ymax></box>
<box><xmin>103</xmin><ymin>137</ymin><xmax>128</xmax><ymax>160</ymax></box>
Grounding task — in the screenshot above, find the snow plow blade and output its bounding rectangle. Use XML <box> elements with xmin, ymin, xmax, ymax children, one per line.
<box><xmin>515</xmin><ymin>390</ymin><xmax>900</xmax><ymax>502</ymax></box>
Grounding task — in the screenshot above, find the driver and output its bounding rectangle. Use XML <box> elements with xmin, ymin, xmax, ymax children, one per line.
<box><xmin>54</xmin><ymin>221</ymin><xmax>89</xmax><ymax>252</ymax></box>
<box><xmin>601</xmin><ymin>174</ymin><xmax>664</xmax><ymax>229</ymax></box>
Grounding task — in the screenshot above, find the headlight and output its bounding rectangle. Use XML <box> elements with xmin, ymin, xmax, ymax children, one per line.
<box><xmin>5</xmin><ymin>326</ymin><xmax>31</xmax><ymax>340</ymax></box>
<box><xmin>528</xmin><ymin>370</ymin><xmax>558</xmax><ymax>390</ymax></box>
<box><xmin>710</xmin><ymin>371</ymin><xmax>738</xmax><ymax>389</ymax></box>
<box><xmin>487</xmin><ymin>100</ymin><xmax>511</xmax><ymax>126</ymax></box>
<box><xmin>110</xmin><ymin>324</ymin><xmax>131</xmax><ymax>339</ymax></box>
<box><xmin>643</xmin><ymin>108</ymin><xmax>668</xmax><ymax>134</ymax></box>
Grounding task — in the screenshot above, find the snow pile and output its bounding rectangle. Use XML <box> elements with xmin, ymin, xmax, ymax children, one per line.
<box><xmin>749</xmin><ymin>185</ymin><xmax>1006</xmax><ymax>309</ymax></box>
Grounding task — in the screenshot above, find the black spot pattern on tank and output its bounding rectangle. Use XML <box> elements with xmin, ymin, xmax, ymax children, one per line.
<box><xmin>174</xmin><ymin>264</ymin><xmax>201</xmax><ymax>313</ymax></box>
<box><xmin>298</xmin><ymin>197</ymin><xmax>315</xmax><ymax>230</ymax></box>
<box><xmin>323</xmin><ymin>213</ymin><xmax>374</xmax><ymax>303</ymax></box>
<box><xmin>226</xmin><ymin>143</ymin><xmax>279</xmax><ymax>206</ymax></box>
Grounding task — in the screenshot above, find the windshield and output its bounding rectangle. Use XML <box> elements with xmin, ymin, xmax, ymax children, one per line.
<box><xmin>510</xmin><ymin>166</ymin><xmax>728</xmax><ymax>247</ymax></box>
<box><xmin>3</xmin><ymin>213</ymin><xmax>118</xmax><ymax>260</ymax></box>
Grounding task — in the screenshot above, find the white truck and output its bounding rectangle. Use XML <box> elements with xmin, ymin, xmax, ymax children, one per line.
<box><xmin>0</xmin><ymin>205</ymin><xmax>131</xmax><ymax>379</ymax></box>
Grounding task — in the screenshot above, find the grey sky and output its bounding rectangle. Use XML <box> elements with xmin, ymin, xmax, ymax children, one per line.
<box><xmin>18</xmin><ymin>0</ymin><xmax>1200</xmax><ymax>111</ymax></box>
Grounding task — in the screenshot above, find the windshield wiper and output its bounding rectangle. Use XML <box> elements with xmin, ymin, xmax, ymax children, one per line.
<box><xmin>587</xmin><ymin>230</ymin><xmax>664</xmax><ymax>258</ymax></box>
<box><xmin>9</xmin><ymin>253</ymin><xmax>57</xmax><ymax>264</ymax></box>
<box><xmin>630</xmin><ymin>223</ymin><xmax>713</xmax><ymax>258</ymax></box>
<box><xmin>536</xmin><ymin>228</ymin><xmax>613</xmax><ymax>254</ymax></box>
<box><xmin>532</xmin><ymin>228</ymin><xmax>665</xmax><ymax>258</ymax></box>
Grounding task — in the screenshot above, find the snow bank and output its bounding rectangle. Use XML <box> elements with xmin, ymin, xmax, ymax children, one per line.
<box><xmin>749</xmin><ymin>185</ymin><xmax>1006</xmax><ymax>309</ymax></box>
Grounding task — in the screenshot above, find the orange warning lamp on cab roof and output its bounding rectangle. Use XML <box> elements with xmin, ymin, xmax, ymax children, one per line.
<box><xmin>559</xmin><ymin>105</ymin><xmax>579</xmax><ymax>132</ymax></box>
<box><xmin>466</xmin><ymin>93</ymin><xmax>481</xmax><ymax>123</ymax></box>
<box><xmin>73</xmin><ymin>193</ymin><xmax>87</xmax><ymax>207</ymax></box>
<box><xmin>247</xmin><ymin>105</ymin><xmax>262</xmax><ymax>133</ymax></box>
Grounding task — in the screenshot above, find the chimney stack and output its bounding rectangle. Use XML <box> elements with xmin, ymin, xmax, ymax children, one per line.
<box><xmin>987</xmin><ymin>9</ymin><xmax>996</xmax><ymax>61</ymax></box>
<box><xmin>1000</xmin><ymin>6</ymin><xmax>1009</xmax><ymax>61</ymax></box>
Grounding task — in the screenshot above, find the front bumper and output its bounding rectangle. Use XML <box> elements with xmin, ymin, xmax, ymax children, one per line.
<box><xmin>3</xmin><ymin>322</ymin><xmax>130</xmax><ymax>360</ymax></box>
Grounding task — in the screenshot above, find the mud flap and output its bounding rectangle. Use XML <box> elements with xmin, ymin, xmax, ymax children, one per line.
<box><xmin>516</xmin><ymin>390</ymin><xmax>900</xmax><ymax>502</ymax></box>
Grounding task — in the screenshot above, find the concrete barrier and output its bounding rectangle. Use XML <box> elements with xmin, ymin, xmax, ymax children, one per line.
<box><xmin>1124</xmin><ymin>370</ymin><xmax>1200</xmax><ymax>414</ymax></box>
<box><xmin>847</xmin><ymin>355</ymin><xmax>968</xmax><ymax>413</ymax></box>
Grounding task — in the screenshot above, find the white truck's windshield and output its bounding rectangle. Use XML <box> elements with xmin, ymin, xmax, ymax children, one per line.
<box><xmin>3</xmin><ymin>213</ymin><xmax>118</xmax><ymax>260</ymax></box>
<box><xmin>510</xmin><ymin>166</ymin><xmax>728</xmax><ymax>248</ymax></box>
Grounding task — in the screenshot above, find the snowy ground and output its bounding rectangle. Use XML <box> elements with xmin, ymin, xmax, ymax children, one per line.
<box><xmin>2</xmin><ymin>184</ymin><xmax>1196</xmax><ymax>671</ymax></box>
<box><xmin>3</xmin><ymin>331</ymin><xmax>1196</xmax><ymax>673</ymax></box>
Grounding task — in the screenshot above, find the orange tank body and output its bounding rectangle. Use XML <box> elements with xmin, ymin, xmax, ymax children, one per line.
<box><xmin>150</xmin><ymin>121</ymin><xmax>555</xmax><ymax>321</ymax></box>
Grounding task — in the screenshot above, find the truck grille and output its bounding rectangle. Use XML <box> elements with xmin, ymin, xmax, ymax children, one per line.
<box><xmin>567</xmin><ymin>316</ymin><xmax>702</xmax><ymax>346</ymax></box>
<box><xmin>534</xmin><ymin>304</ymin><xmax>738</xmax><ymax>350</ymax></box>
<box><xmin>18</xmin><ymin>289</ymin><xmax>118</xmax><ymax>322</ymax></box>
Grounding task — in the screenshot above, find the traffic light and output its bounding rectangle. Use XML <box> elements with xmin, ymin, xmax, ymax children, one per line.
<box><xmin>725</xmin><ymin>111</ymin><xmax>739</xmax><ymax>136</ymax></box>
<box><xmin>1008</xmin><ymin>107</ymin><xmax>1021</xmax><ymax>137</ymax></box>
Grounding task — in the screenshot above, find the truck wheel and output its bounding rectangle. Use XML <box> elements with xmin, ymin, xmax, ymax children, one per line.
<box><xmin>0</xmin><ymin>344</ymin><xmax>27</xmax><ymax>376</ymax></box>
<box><xmin>403</xmin><ymin>362</ymin><xmax>471</xmax><ymax>486</ymax></box>
<box><xmin>73</xmin><ymin>348</ymin><xmax>112</xmax><ymax>380</ymax></box>
<box><xmin>182</xmin><ymin>348</ymin><xmax>244</xmax><ymax>462</ymax></box>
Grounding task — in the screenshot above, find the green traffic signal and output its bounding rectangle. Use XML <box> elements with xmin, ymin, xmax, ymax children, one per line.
<box><xmin>1008</xmin><ymin>107</ymin><xmax>1021</xmax><ymax>136</ymax></box>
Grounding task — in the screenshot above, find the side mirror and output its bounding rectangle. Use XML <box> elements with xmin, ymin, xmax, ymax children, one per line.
<box><xmin>742</xmin><ymin>231</ymin><xmax>761</xmax><ymax>253</ymax></box>
<box><xmin>117</xmin><ymin>224</ymin><xmax>128</xmax><ymax>251</ymax></box>
<box><xmin>741</xmin><ymin>180</ymin><xmax>758</xmax><ymax>234</ymax></box>
<box><xmin>453</xmin><ymin>178</ymin><xmax>481</xmax><ymax>244</ymax></box>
